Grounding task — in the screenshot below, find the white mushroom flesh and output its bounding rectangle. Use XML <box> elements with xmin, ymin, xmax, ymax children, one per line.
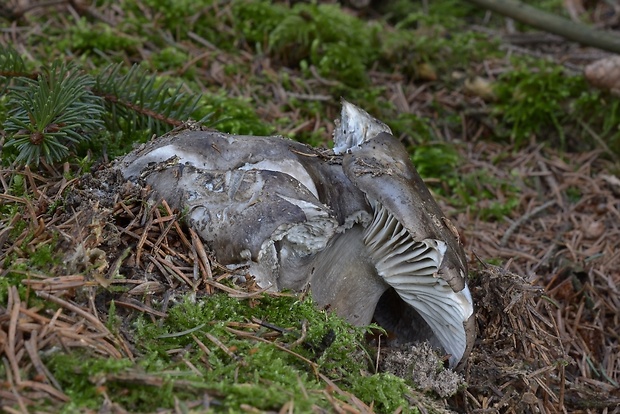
<box><xmin>240</xmin><ymin>159</ymin><xmax>319</xmax><ymax>199</ymax></box>
<box><xmin>333</xmin><ymin>100</ymin><xmax>392</xmax><ymax>154</ymax></box>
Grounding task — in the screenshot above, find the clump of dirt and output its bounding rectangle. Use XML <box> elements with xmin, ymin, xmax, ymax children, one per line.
<box><xmin>462</xmin><ymin>263</ymin><xmax>565</xmax><ymax>412</ymax></box>
<box><xmin>381</xmin><ymin>342</ymin><xmax>465</xmax><ymax>398</ymax></box>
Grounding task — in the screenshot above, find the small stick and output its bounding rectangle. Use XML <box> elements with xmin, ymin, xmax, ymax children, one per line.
<box><xmin>150</xmin><ymin>217</ymin><xmax>176</xmax><ymax>257</ymax></box>
<box><xmin>190</xmin><ymin>228</ymin><xmax>212</xmax><ymax>281</ymax></box>
<box><xmin>7</xmin><ymin>287</ymin><xmax>22</xmax><ymax>384</ymax></box>
<box><xmin>289</xmin><ymin>320</ymin><xmax>308</xmax><ymax>349</ymax></box>
<box><xmin>161</xmin><ymin>199</ymin><xmax>191</xmax><ymax>248</ymax></box>
<box><xmin>205</xmin><ymin>332</ymin><xmax>239</xmax><ymax>361</ymax></box>
<box><xmin>155</xmin><ymin>256</ymin><xmax>194</xmax><ymax>287</ymax></box>
<box><xmin>464</xmin><ymin>0</ymin><xmax>620</xmax><ymax>54</ymax></box>
<box><xmin>115</xmin><ymin>200</ymin><xmax>136</xmax><ymax>218</ymax></box>
<box><xmin>500</xmin><ymin>200</ymin><xmax>556</xmax><ymax>247</ymax></box>
<box><xmin>35</xmin><ymin>291</ymin><xmax>132</xmax><ymax>359</ymax></box>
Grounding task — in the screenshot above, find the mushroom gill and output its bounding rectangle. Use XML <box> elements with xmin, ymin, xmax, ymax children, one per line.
<box><xmin>363</xmin><ymin>198</ymin><xmax>473</xmax><ymax>367</ymax></box>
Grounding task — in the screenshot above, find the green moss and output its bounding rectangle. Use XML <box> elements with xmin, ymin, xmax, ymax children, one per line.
<box><xmin>47</xmin><ymin>353</ymin><xmax>181</xmax><ymax>412</ymax></box>
<box><xmin>201</xmin><ymin>92</ymin><xmax>274</xmax><ymax>136</ymax></box>
<box><xmin>410</xmin><ymin>144</ymin><xmax>521</xmax><ymax>221</ymax></box>
<box><xmin>233</xmin><ymin>1</ymin><xmax>380</xmax><ymax>87</ymax></box>
<box><xmin>349</xmin><ymin>373</ymin><xmax>417</xmax><ymax>413</ymax></box>
<box><xmin>573</xmin><ymin>90</ymin><xmax>620</xmax><ymax>156</ymax></box>
<box><xmin>0</xmin><ymin>270</ymin><xmax>26</xmax><ymax>306</ymax></box>
<box><xmin>0</xmin><ymin>214</ymin><xmax>63</xmax><ymax>304</ymax></box>
<box><xmin>28</xmin><ymin>241</ymin><xmax>61</xmax><ymax>268</ymax></box>
<box><xmin>150</xmin><ymin>47</ymin><xmax>190</xmax><ymax>72</ymax></box>
<box><xmin>232</xmin><ymin>0</ymin><xmax>287</xmax><ymax>49</ymax></box>
<box><xmin>390</xmin><ymin>113</ymin><xmax>435</xmax><ymax>143</ymax></box>
<box><xmin>39</xmin><ymin>293</ymin><xmax>415</xmax><ymax>412</ymax></box>
<box><xmin>495</xmin><ymin>61</ymin><xmax>587</xmax><ymax>146</ymax></box>
<box><xmin>60</xmin><ymin>18</ymin><xmax>142</xmax><ymax>54</ymax></box>
<box><xmin>411</xmin><ymin>144</ymin><xmax>461</xmax><ymax>179</ymax></box>
<box><xmin>379</xmin><ymin>4</ymin><xmax>500</xmax><ymax>81</ymax></box>
<box><xmin>454</xmin><ymin>169</ymin><xmax>521</xmax><ymax>221</ymax></box>
<box><xmin>141</xmin><ymin>0</ymin><xmax>216</xmax><ymax>31</ymax></box>
<box><xmin>485</xmin><ymin>257</ymin><xmax>504</xmax><ymax>266</ymax></box>
<box><xmin>383</xmin><ymin>0</ymin><xmax>480</xmax><ymax>27</ymax></box>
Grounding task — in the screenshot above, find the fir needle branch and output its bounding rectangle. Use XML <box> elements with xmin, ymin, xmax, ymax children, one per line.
<box><xmin>95</xmin><ymin>92</ymin><xmax>184</xmax><ymax>127</ymax></box>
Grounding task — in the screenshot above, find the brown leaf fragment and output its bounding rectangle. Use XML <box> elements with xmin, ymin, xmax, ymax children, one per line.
<box><xmin>463</xmin><ymin>76</ymin><xmax>496</xmax><ymax>101</ymax></box>
<box><xmin>563</xmin><ymin>0</ymin><xmax>586</xmax><ymax>23</ymax></box>
<box><xmin>584</xmin><ymin>56</ymin><xmax>620</xmax><ymax>95</ymax></box>
<box><xmin>127</xmin><ymin>281</ymin><xmax>165</xmax><ymax>296</ymax></box>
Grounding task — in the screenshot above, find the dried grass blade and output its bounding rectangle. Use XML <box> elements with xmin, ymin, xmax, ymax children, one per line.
<box><xmin>7</xmin><ymin>287</ymin><xmax>22</xmax><ymax>384</ymax></box>
<box><xmin>24</xmin><ymin>333</ymin><xmax>63</xmax><ymax>391</ymax></box>
<box><xmin>190</xmin><ymin>228</ymin><xmax>212</xmax><ymax>280</ymax></box>
<box><xmin>155</xmin><ymin>256</ymin><xmax>194</xmax><ymax>288</ymax></box>
<box><xmin>35</xmin><ymin>291</ymin><xmax>131</xmax><ymax>359</ymax></box>
<box><xmin>115</xmin><ymin>297</ymin><xmax>168</xmax><ymax>317</ymax></box>
<box><xmin>205</xmin><ymin>332</ymin><xmax>239</xmax><ymax>361</ymax></box>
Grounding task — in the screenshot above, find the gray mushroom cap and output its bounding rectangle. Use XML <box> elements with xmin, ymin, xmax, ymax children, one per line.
<box><xmin>115</xmin><ymin>131</ymin><xmax>347</xmax><ymax>290</ymax></box>
<box><xmin>117</xmin><ymin>129</ymin><xmax>371</xmax><ymax>226</ymax></box>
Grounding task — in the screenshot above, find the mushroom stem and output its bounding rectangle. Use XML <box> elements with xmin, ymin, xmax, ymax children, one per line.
<box><xmin>307</xmin><ymin>225</ymin><xmax>389</xmax><ymax>326</ymax></box>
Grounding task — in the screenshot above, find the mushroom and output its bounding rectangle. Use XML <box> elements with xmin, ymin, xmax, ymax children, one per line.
<box><xmin>115</xmin><ymin>101</ymin><xmax>475</xmax><ymax>368</ymax></box>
